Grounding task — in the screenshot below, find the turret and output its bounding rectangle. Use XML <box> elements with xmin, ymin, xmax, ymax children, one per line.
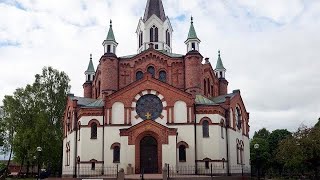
<box><xmin>185</xmin><ymin>17</ymin><xmax>201</xmax><ymax>52</ymax></box>
<box><xmin>184</xmin><ymin>50</ymin><xmax>203</xmax><ymax>96</ymax></box>
<box><xmin>100</xmin><ymin>21</ymin><xmax>119</xmax><ymax>96</ymax></box>
<box><xmin>83</xmin><ymin>54</ymin><xmax>95</xmax><ymax>98</ymax></box>
<box><xmin>102</xmin><ymin>20</ymin><xmax>118</xmax><ymax>54</ymax></box>
<box><xmin>136</xmin><ymin>0</ymin><xmax>173</xmax><ymax>53</ymax></box>
<box><xmin>214</xmin><ymin>51</ymin><xmax>228</xmax><ymax>95</ymax></box>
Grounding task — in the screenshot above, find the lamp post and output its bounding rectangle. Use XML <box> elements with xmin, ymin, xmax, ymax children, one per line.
<box><xmin>254</xmin><ymin>144</ymin><xmax>260</xmax><ymax>180</ymax></box>
<box><xmin>32</xmin><ymin>155</ymin><xmax>36</xmax><ymax>177</ymax></box>
<box><xmin>37</xmin><ymin>147</ymin><xmax>42</xmax><ymax>180</ymax></box>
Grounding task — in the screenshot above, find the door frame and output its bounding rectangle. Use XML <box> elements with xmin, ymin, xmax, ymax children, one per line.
<box><xmin>135</xmin><ymin>131</ymin><xmax>162</xmax><ymax>174</ymax></box>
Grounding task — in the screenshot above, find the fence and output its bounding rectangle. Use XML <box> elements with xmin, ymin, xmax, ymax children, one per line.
<box><xmin>167</xmin><ymin>164</ymin><xmax>250</xmax><ymax>177</ymax></box>
<box><xmin>63</xmin><ymin>165</ymin><xmax>118</xmax><ymax>178</ymax></box>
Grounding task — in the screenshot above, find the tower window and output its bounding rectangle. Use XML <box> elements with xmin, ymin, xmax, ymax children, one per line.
<box><xmin>136</xmin><ymin>71</ymin><xmax>144</xmax><ymax>80</ymax></box>
<box><xmin>150</xmin><ymin>25</ymin><xmax>158</xmax><ymax>42</ymax></box>
<box><xmin>155</xmin><ymin>44</ymin><xmax>158</xmax><ymax>49</ymax></box>
<box><xmin>107</xmin><ymin>45</ymin><xmax>111</xmax><ymax>53</ymax></box>
<box><xmin>147</xmin><ymin>66</ymin><xmax>155</xmax><ymax>77</ymax></box>
<box><xmin>179</xmin><ymin>145</ymin><xmax>186</xmax><ymax>162</ymax></box>
<box><xmin>192</xmin><ymin>43</ymin><xmax>195</xmax><ymax>50</ymax></box>
<box><xmin>88</xmin><ymin>74</ymin><xmax>91</xmax><ymax>81</ymax></box>
<box><xmin>207</xmin><ymin>78</ymin><xmax>210</xmax><ymax>96</ymax></box>
<box><xmin>204</xmin><ymin>79</ymin><xmax>207</xmax><ymax>95</ymax></box>
<box><xmin>220</xmin><ymin>72</ymin><xmax>223</xmax><ymax>78</ymax></box>
<box><xmin>166</xmin><ymin>29</ymin><xmax>171</xmax><ymax>47</ymax></box>
<box><xmin>159</xmin><ymin>71</ymin><xmax>167</xmax><ymax>82</ymax></box>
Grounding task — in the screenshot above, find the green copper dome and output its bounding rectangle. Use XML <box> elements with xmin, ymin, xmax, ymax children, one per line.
<box><xmin>187</xmin><ymin>17</ymin><xmax>199</xmax><ymax>40</ymax></box>
<box><xmin>106</xmin><ymin>20</ymin><xmax>116</xmax><ymax>42</ymax></box>
<box><xmin>215</xmin><ymin>51</ymin><xmax>226</xmax><ymax>70</ymax></box>
<box><xmin>86</xmin><ymin>54</ymin><xmax>95</xmax><ymax>73</ymax></box>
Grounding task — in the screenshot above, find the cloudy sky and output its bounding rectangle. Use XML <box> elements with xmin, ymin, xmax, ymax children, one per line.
<box><xmin>0</xmin><ymin>0</ymin><xmax>319</xmax><ymax>136</ymax></box>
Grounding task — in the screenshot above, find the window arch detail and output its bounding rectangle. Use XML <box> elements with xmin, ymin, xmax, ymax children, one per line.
<box><xmin>159</xmin><ymin>70</ymin><xmax>167</xmax><ymax>82</ymax></box>
<box><xmin>111</xmin><ymin>142</ymin><xmax>120</xmax><ymax>163</ymax></box>
<box><xmin>150</xmin><ymin>25</ymin><xmax>158</xmax><ymax>42</ymax></box>
<box><xmin>177</xmin><ymin>141</ymin><xmax>189</xmax><ymax>148</ymax></box>
<box><xmin>179</xmin><ymin>145</ymin><xmax>186</xmax><ymax>162</ymax></box>
<box><xmin>136</xmin><ymin>71</ymin><xmax>144</xmax><ymax>80</ymax></box>
<box><xmin>147</xmin><ymin>66</ymin><xmax>155</xmax><ymax>77</ymax></box>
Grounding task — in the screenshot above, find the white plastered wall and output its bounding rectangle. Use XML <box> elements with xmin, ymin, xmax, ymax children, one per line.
<box><xmin>112</xmin><ymin>102</ymin><xmax>125</xmax><ymax>124</ymax></box>
<box><xmin>174</xmin><ymin>101</ymin><xmax>187</xmax><ymax>123</ymax></box>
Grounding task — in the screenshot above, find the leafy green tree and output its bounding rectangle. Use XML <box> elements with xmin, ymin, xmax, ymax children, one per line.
<box><xmin>253</xmin><ymin>128</ymin><xmax>270</xmax><ymax>139</ymax></box>
<box><xmin>250</xmin><ymin>137</ymin><xmax>271</xmax><ymax>177</ymax></box>
<box><xmin>2</xmin><ymin>67</ymin><xmax>70</xmax><ymax>177</ymax></box>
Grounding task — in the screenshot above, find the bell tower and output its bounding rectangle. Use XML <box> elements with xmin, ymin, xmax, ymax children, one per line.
<box><xmin>136</xmin><ymin>0</ymin><xmax>173</xmax><ymax>53</ymax></box>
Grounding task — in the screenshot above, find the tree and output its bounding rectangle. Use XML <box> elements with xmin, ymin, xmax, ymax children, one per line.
<box><xmin>2</xmin><ymin>67</ymin><xmax>70</xmax><ymax>177</ymax></box>
<box><xmin>250</xmin><ymin>137</ymin><xmax>271</xmax><ymax>177</ymax></box>
<box><xmin>253</xmin><ymin>128</ymin><xmax>270</xmax><ymax>139</ymax></box>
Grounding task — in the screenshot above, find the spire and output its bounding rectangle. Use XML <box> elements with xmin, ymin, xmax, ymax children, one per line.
<box><xmin>215</xmin><ymin>50</ymin><xmax>226</xmax><ymax>70</ymax></box>
<box><xmin>143</xmin><ymin>0</ymin><xmax>166</xmax><ymax>22</ymax></box>
<box><xmin>187</xmin><ymin>16</ymin><xmax>199</xmax><ymax>40</ymax></box>
<box><xmin>86</xmin><ymin>54</ymin><xmax>95</xmax><ymax>73</ymax></box>
<box><xmin>103</xmin><ymin>19</ymin><xmax>118</xmax><ymax>54</ymax></box>
<box><xmin>106</xmin><ymin>20</ymin><xmax>116</xmax><ymax>42</ymax></box>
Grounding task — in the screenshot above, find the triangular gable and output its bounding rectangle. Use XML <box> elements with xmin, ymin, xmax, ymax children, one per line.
<box><xmin>120</xmin><ymin>120</ymin><xmax>177</xmax><ymax>145</ymax></box>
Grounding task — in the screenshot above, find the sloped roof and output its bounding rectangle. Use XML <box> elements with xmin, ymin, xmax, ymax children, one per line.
<box><xmin>187</xmin><ymin>18</ymin><xmax>199</xmax><ymax>40</ymax></box>
<box><xmin>106</xmin><ymin>21</ymin><xmax>116</xmax><ymax>42</ymax></box>
<box><xmin>70</xmin><ymin>96</ymin><xmax>104</xmax><ymax>108</ymax></box>
<box><xmin>195</xmin><ymin>95</ymin><xmax>217</xmax><ymax>105</ymax></box>
<box><xmin>86</xmin><ymin>54</ymin><xmax>95</xmax><ymax>73</ymax></box>
<box><xmin>143</xmin><ymin>0</ymin><xmax>166</xmax><ymax>22</ymax></box>
<box><xmin>215</xmin><ymin>51</ymin><xmax>226</xmax><ymax>70</ymax></box>
<box><xmin>119</xmin><ymin>50</ymin><xmax>184</xmax><ymax>59</ymax></box>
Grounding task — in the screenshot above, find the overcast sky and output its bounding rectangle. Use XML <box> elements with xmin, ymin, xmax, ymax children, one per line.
<box><xmin>0</xmin><ymin>0</ymin><xmax>319</xmax><ymax>137</ymax></box>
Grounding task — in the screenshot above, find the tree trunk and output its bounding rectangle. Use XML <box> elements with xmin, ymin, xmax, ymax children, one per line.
<box><xmin>18</xmin><ymin>156</ymin><xmax>25</xmax><ymax>177</ymax></box>
<box><xmin>4</xmin><ymin>146</ymin><xmax>13</xmax><ymax>178</ymax></box>
<box><xmin>26</xmin><ymin>161</ymin><xmax>30</xmax><ymax>178</ymax></box>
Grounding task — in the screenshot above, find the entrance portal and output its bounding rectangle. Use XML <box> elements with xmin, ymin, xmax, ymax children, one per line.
<box><xmin>140</xmin><ymin>136</ymin><xmax>158</xmax><ymax>173</ymax></box>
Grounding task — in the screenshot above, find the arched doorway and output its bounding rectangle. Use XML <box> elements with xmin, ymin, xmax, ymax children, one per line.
<box><xmin>140</xmin><ymin>136</ymin><xmax>158</xmax><ymax>173</ymax></box>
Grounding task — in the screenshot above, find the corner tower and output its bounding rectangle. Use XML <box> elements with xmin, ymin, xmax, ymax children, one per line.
<box><xmin>214</xmin><ymin>51</ymin><xmax>228</xmax><ymax>95</ymax></box>
<box><xmin>185</xmin><ymin>17</ymin><xmax>201</xmax><ymax>52</ymax></box>
<box><xmin>103</xmin><ymin>20</ymin><xmax>118</xmax><ymax>54</ymax></box>
<box><xmin>136</xmin><ymin>0</ymin><xmax>173</xmax><ymax>53</ymax></box>
<box><xmin>83</xmin><ymin>54</ymin><xmax>95</xmax><ymax>98</ymax></box>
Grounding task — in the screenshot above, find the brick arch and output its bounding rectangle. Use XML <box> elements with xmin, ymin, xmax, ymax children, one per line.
<box><xmin>110</xmin><ymin>142</ymin><xmax>121</xmax><ymax>149</ymax></box>
<box><xmin>134</xmin><ymin>131</ymin><xmax>162</xmax><ymax>174</ymax></box>
<box><xmin>177</xmin><ymin>141</ymin><xmax>189</xmax><ymax>148</ymax></box>
<box><xmin>199</xmin><ymin>117</ymin><xmax>213</xmax><ymax>125</ymax></box>
<box><xmin>88</xmin><ymin>119</ymin><xmax>101</xmax><ymax>127</ymax></box>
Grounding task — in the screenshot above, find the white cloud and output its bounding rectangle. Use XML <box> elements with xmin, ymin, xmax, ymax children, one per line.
<box><xmin>0</xmin><ymin>0</ymin><xmax>319</xmax><ymax>137</ymax></box>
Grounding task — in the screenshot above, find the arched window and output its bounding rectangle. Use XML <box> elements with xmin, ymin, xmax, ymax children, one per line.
<box><xmin>136</xmin><ymin>71</ymin><xmax>144</xmax><ymax>80</ymax></box>
<box><xmin>97</xmin><ymin>81</ymin><xmax>101</xmax><ymax>98</ymax></box>
<box><xmin>147</xmin><ymin>66</ymin><xmax>155</xmax><ymax>77</ymax></box>
<box><xmin>207</xmin><ymin>78</ymin><xmax>210</xmax><ymax>96</ymax></box>
<box><xmin>91</xmin><ymin>122</ymin><xmax>97</xmax><ymax>139</ymax></box>
<box><xmin>159</xmin><ymin>71</ymin><xmax>167</xmax><ymax>82</ymax></box>
<box><xmin>235</xmin><ymin>107</ymin><xmax>242</xmax><ymax>130</ymax></box>
<box><xmin>202</xmin><ymin>120</ymin><xmax>209</xmax><ymax>137</ymax></box>
<box><xmin>179</xmin><ymin>145</ymin><xmax>186</xmax><ymax>162</ymax></box>
<box><xmin>150</xmin><ymin>25</ymin><xmax>158</xmax><ymax>42</ymax></box>
<box><xmin>166</xmin><ymin>29</ymin><xmax>171</xmax><ymax>47</ymax></box>
<box><xmin>204</xmin><ymin>79</ymin><xmax>207</xmax><ymax>95</ymax></box>
<box><xmin>220</xmin><ymin>120</ymin><xmax>224</xmax><ymax>139</ymax></box>
<box><xmin>113</xmin><ymin>146</ymin><xmax>120</xmax><ymax>163</ymax></box>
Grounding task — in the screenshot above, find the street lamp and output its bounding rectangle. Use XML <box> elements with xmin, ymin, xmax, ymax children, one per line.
<box><xmin>32</xmin><ymin>155</ymin><xmax>36</xmax><ymax>177</ymax></box>
<box><xmin>37</xmin><ymin>147</ymin><xmax>42</xmax><ymax>180</ymax></box>
<box><xmin>254</xmin><ymin>144</ymin><xmax>260</xmax><ymax>180</ymax></box>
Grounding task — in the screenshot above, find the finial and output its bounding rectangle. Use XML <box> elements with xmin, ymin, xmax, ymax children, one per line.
<box><xmin>191</xmin><ymin>16</ymin><xmax>193</xmax><ymax>24</ymax></box>
<box><xmin>218</xmin><ymin>50</ymin><xmax>221</xmax><ymax>57</ymax></box>
<box><xmin>90</xmin><ymin>53</ymin><xmax>92</xmax><ymax>60</ymax></box>
<box><xmin>110</xmin><ymin>19</ymin><xmax>112</xmax><ymax>27</ymax></box>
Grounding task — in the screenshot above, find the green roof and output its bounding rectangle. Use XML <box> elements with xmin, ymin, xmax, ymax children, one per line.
<box><xmin>215</xmin><ymin>51</ymin><xmax>226</xmax><ymax>70</ymax></box>
<box><xmin>106</xmin><ymin>20</ymin><xmax>116</xmax><ymax>42</ymax></box>
<box><xmin>70</xmin><ymin>96</ymin><xmax>104</xmax><ymax>108</ymax></box>
<box><xmin>187</xmin><ymin>17</ymin><xmax>199</xmax><ymax>40</ymax></box>
<box><xmin>86</xmin><ymin>54</ymin><xmax>95</xmax><ymax>73</ymax></box>
<box><xmin>195</xmin><ymin>95</ymin><xmax>217</xmax><ymax>105</ymax></box>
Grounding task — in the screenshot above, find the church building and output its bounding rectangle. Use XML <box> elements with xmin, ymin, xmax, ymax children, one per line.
<box><xmin>63</xmin><ymin>0</ymin><xmax>250</xmax><ymax>176</ymax></box>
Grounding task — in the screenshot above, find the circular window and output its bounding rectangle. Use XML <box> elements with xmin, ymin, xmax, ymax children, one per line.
<box><xmin>136</xmin><ymin>94</ymin><xmax>163</xmax><ymax>120</ymax></box>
